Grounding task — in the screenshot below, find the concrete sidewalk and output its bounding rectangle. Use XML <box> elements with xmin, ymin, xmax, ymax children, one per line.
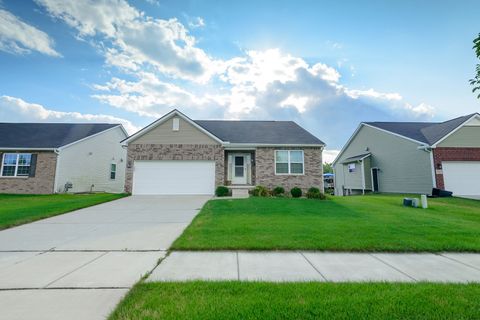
<box><xmin>148</xmin><ymin>251</ymin><xmax>480</xmax><ymax>283</ymax></box>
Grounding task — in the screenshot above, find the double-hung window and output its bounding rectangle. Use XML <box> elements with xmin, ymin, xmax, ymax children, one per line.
<box><xmin>275</xmin><ymin>150</ymin><xmax>304</xmax><ymax>175</ymax></box>
<box><xmin>1</xmin><ymin>153</ymin><xmax>32</xmax><ymax>177</ymax></box>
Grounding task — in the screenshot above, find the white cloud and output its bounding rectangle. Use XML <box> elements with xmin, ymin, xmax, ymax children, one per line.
<box><xmin>280</xmin><ymin>95</ymin><xmax>309</xmax><ymax>113</ymax></box>
<box><xmin>35</xmin><ymin>0</ymin><xmax>218</xmax><ymax>82</ymax></box>
<box><xmin>34</xmin><ymin>1</ymin><xmax>436</xmax><ymax>148</ymax></box>
<box><xmin>323</xmin><ymin>149</ymin><xmax>340</xmax><ymax>164</ymax></box>
<box><xmin>188</xmin><ymin>17</ymin><xmax>205</xmax><ymax>29</ymax></box>
<box><xmin>404</xmin><ymin>102</ymin><xmax>436</xmax><ymax>118</ymax></box>
<box><xmin>346</xmin><ymin>88</ymin><xmax>402</xmax><ymax>101</ymax></box>
<box><xmin>0</xmin><ymin>95</ymin><xmax>138</xmax><ymax>134</ymax></box>
<box><xmin>91</xmin><ymin>48</ymin><xmax>437</xmax><ymax>148</ymax></box>
<box><xmin>0</xmin><ymin>9</ymin><xmax>60</xmax><ymax>56</ymax></box>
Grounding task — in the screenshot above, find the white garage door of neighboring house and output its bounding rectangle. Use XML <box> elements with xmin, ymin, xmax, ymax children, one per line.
<box><xmin>442</xmin><ymin>161</ymin><xmax>480</xmax><ymax>196</ymax></box>
<box><xmin>132</xmin><ymin>160</ymin><xmax>215</xmax><ymax>195</ymax></box>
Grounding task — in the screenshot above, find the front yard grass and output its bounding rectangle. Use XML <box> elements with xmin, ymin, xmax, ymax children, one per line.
<box><xmin>172</xmin><ymin>194</ymin><xmax>480</xmax><ymax>251</ymax></box>
<box><xmin>0</xmin><ymin>193</ymin><xmax>128</xmax><ymax>230</ymax></box>
<box><xmin>109</xmin><ymin>281</ymin><xmax>480</xmax><ymax>320</ymax></box>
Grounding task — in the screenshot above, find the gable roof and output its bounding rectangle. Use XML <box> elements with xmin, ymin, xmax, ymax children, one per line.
<box><xmin>194</xmin><ymin>120</ymin><xmax>324</xmax><ymax>145</ymax></box>
<box><xmin>364</xmin><ymin>113</ymin><xmax>479</xmax><ymax>145</ymax></box>
<box><xmin>123</xmin><ymin>109</ymin><xmax>325</xmax><ymax>146</ymax></box>
<box><xmin>0</xmin><ymin>123</ymin><xmax>121</xmax><ymax>149</ymax></box>
<box><xmin>333</xmin><ymin>113</ymin><xmax>480</xmax><ymax>165</ymax></box>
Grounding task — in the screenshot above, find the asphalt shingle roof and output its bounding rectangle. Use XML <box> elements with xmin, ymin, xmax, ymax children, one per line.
<box><xmin>0</xmin><ymin>123</ymin><xmax>119</xmax><ymax>149</ymax></box>
<box><xmin>194</xmin><ymin>120</ymin><xmax>325</xmax><ymax>145</ymax></box>
<box><xmin>364</xmin><ymin>113</ymin><xmax>478</xmax><ymax>145</ymax></box>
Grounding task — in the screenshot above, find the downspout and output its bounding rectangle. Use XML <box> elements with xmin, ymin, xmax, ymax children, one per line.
<box><xmin>53</xmin><ymin>148</ymin><xmax>60</xmax><ymax>193</ymax></box>
<box><xmin>361</xmin><ymin>160</ymin><xmax>365</xmax><ymax>195</ymax></box>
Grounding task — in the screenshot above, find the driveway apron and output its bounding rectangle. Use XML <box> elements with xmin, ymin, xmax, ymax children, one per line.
<box><xmin>0</xmin><ymin>195</ymin><xmax>209</xmax><ymax>320</ymax></box>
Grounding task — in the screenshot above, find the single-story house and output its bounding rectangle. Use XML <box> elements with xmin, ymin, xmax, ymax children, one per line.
<box><xmin>333</xmin><ymin>113</ymin><xmax>480</xmax><ymax>197</ymax></box>
<box><xmin>122</xmin><ymin>109</ymin><xmax>325</xmax><ymax>195</ymax></box>
<box><xmin>0</xmin><ymin>123</ymin><xmax>127</xmax><ymax>194</ymax></box>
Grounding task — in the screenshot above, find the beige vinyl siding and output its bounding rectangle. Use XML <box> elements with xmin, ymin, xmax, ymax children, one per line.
<box><xmin>55</xmin><ymin>126</ymin><xmax>127</xmax><ymax>193</ymax></box>
<box><xmin>334</xmin><ymin>125</ymin><xmax>433</xmax><ymax>195</ymax></box>
<box><xmin>437</xmin><ymin>126</ymin><xmax>480</xmax><ymax>147</ymax></box>
<box><xmin>131</xmin><ymin>117</ymin><xmax>220</xmax><ymax>145</ymax></box>
<box><xmin>341</xmin><ymin>162</ymin><xmax>363</xmax><ymax>189</ymax></box>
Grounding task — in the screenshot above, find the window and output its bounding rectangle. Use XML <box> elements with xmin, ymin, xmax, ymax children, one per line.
<box><xmin>348</xmin><ymin>163</ymin><xmax>356</xmax><ymax>173</ymax></box>
<box><xmin>275</xmin><ymin>150</ymin><xmax>304</xmax><ymax>175</ymax></box>
<box><xmin>1</xmin><ymin>153</ymin><xmax>32</xmax><ymax>177</ymax></box>
<box><xmin>172</xmin><ymin>117</ymin><xmax>180</xmax><ymax>131</ymax></box>
<box><xmin>110</xmin><ymin>163</ymin><xmax>117</xmax><ymax>180</ymax></box>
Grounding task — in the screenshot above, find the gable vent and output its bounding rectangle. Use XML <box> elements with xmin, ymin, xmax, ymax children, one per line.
<box><xmin>172</xmin><ymin>117</ymin><xmax>180</xmax><ymax>131</ymax></box>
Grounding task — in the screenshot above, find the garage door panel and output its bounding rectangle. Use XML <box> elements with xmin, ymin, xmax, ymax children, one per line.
<box><xmin>442</xmin><ymin>161</ymin><xmax>480</xmax><ymax>196</ymax></box>
<box><xmin>133</xmin><ymin>161</ymin><xmax>215</xmax><ymax>195</ymax></box>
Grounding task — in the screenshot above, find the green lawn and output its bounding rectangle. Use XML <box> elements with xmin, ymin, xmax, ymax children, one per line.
<box><xmin>109</xmin><ymin>282</ymin><xmax>480</xmax><ymax>320</ymax></box>
<box><xmin>172</xmin><ymin>195</ymin><xmax>480</xmax><ymax>251</ymax></box>
<box><xmin>0</xmin><ymin>193</ymin><xmax>128</xmax><ymax>230</ymax></box>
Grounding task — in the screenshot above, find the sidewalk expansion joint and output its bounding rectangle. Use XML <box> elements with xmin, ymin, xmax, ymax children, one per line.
<box><xmin>236</xmin><ymin>251</ymin><xmax>240</xmax><ymax>280</ymax></box>
<box><xmin>43</xmin><ymin>252</ymin><xmax>109</xmax><ymax>288</ymax></box>
<box><xmin>438</xmin><ymin>254</ymin><xmax>480</xmax><ymax>272</ymax></box>
<box><xmin>368</xmin><ymin>254</ymin><xmax>417</xmax><ymax>282</ymax></box>
<box><xmin>299</xmin><ymin>251</ymin><xmax>327</xmax><ymax>281</ymax></box>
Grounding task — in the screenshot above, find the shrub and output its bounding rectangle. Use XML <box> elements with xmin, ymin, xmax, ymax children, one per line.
<box><xmin>215</xmin><ymin>186</ymin><xmax>230</xmax><ymax>197</ymax></box>
<box><xmin>272</xmin><ymin>186</ymin><xmax>285</xmax><ymax>196</ymax></box>
<box><xmin>252</xmin><ymin>185</ymin><xmax>270</xmax><ymax>197</ymax></box>
<box><xmin>306</xmin><ymin>187</ymin><xmax>326</xmax><ymax>200</ymax></box>
<box><xmin>290</xmin><ymin>187</ymin><xmax>302</xmax><ymax>198</ymax></box>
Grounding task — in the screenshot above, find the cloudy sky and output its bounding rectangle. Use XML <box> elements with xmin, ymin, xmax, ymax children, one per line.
<box><xmin>0</xmin><ymin>0</ymin><xmax>479</xmax><ymax>162</ymax></box>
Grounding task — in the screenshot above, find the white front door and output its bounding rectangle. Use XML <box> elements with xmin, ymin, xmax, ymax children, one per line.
<box><xmin>232</xmin><ymin>155</ymin><xmax>247</xmax><ymax>185</ymax></box>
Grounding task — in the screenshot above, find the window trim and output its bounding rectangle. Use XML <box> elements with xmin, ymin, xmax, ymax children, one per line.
<box><xmin>1</xmin><ymin>153</ymin><xmax>32</xmax><ymax>178</ymax></box>
<box><xmin>274</xmin><ymin>150</ymin><xmax>305</xmax><ymax>175</ymax></box>
<box><xmin>110</xmin><ymin>163</ymin><xmax>117</xmax><ymax>180</ymax></box>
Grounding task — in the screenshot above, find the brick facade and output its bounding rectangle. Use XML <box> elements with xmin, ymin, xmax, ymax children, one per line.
<box><xmin>0</xmin><ymin>151</ymin><xmax>57</xmax><ymax>194</ymax></box>
<box><xmin>255</xmin><ymin>147</ymin><xmax>323</xmax><ymax>191</ymax></box>
<box><xmin>125</xmin><ymin>144</ymin><xmax>224</xmax><ymax>193</ymax></box>
<box><xmin>125</xmin><ymin>144</ymin><xmax>324</xmax><ymax>193</ymax></box>
<box><xmin>433</xmin><ymin>147</ymin><xmax>480</xmax><ymax>189</ymax></box>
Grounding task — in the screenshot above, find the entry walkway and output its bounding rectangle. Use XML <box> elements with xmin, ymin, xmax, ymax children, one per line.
<box><xmin>148</xmin><ymin>251</ymin><xmax>480</xmax><ymax>283</ymax></box>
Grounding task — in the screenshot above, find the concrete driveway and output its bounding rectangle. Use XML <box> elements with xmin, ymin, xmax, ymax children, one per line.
<box><xmin>0</xmin><ymin>195</ymin><xmax>210</xmax><ymax>320</ymax></box>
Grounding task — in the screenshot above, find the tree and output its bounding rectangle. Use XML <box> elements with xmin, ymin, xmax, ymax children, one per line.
<box><xmin>323</xmin><ymin>162</ymin><xmax>333</xmax><ymax>174</ymax></box>
<box><xmin>470</xmin><ymin>33</ymin><xmax>480</xmax><ymax>98</ymax></box>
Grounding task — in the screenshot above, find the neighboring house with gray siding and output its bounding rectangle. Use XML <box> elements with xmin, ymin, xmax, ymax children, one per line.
<box><xmin>0</xmin><ymin>123</ymin><xmax>127</xmax><ymax>194</ymax></box>
<box><xmin>333</xmin><ymin>113</ymin><xmax>480</xmax><ymax>197</ymax></box>
<box><xmin>123</xmin><ymin>109</ymin><xmax>325</xmax><ymax>195</ymax></box>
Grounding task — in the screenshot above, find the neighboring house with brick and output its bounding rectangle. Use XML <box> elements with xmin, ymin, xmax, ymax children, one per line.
<box><xmin>122</xmin><ymin>109</ymin><xmax>325</xmax><ymax>195</ymax></box>
<box><xmin>333</xmin><ymin>113</ymin><xmax>480</xmax><ymax>197</ymax></box>
<box><xmin>0</xmin><ymin>123</ymin><xmax>127</xmax><ymax>194</ymax></box>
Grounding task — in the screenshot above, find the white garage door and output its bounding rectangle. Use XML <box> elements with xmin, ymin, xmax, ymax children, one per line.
<box><xmin>132</xmin><ymin>160</ymin><xmax>215</xmax><ymax>195</ymax></box>
<box><xmin>442</xmin><ymin>161</ymin><xmax>480</xmax><ymax>196</ymax></box>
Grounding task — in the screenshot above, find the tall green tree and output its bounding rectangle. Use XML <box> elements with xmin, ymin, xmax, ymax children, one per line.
<box><xmin>323</xmin><ymin>162</ymin><xmax>333</xmax><ymax>174</ymax></box>
<box><xmin>470</xmin><ymin>33</ymin><xmax>480</xmax><ymax>98</ymax></box>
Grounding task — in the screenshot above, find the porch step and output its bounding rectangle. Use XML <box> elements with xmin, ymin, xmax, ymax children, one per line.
<box><xmin>231</xmin><ymin>188</ymin><xmax>250</xmax><ymax>198</ymax></box>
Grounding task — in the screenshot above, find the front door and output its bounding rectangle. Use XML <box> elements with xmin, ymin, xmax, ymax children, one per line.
<box><xmin>232</xmin><ymin>155</ymin><xmax>247</xmax><ymax>184</ymax></box>
<box><xmin>371</xmin><ymin>168</ymin><xmax>379</xmax><ymax>192</ymax></box>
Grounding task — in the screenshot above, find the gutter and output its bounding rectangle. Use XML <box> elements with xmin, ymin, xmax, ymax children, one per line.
<box><xmin>0</xmin><ymin>147</ymin><xmax>57</xmax><ymax>151</ymax></box>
